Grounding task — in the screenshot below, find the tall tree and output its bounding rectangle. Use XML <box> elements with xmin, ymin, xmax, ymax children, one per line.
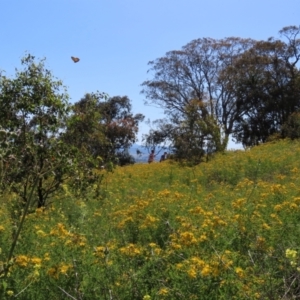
<box><xmin>221</xmin><ymin>26</ymin><xmax>300</xmax><ymax>146</ymax></box>
<box><xmin>64</xmin><ymin>93</ymin><xmax>144</xmax><ymax>165</ymax></box>
<box><xmin>63</xmin><ymin>92</ymin><xmax>108</xmax><ymax>162</ymax></box>
<box><xmin>0</xmin><ymin>54</ymin><xmax>75</xmax><ymax>208</ymax></box>
<box><xmin>141</xmin><ymin>37</ymin><xmax>255</xmax><ymax>153</ymax></box>
<box><xmin>99</xmin><ymin>95</ymin><xmax>144</xmax><ymax>158</ymax></box>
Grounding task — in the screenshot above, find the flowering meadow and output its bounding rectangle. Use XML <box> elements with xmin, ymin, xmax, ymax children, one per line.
<box><xmin>2</xmin><ymin>139</ymin><xmax>300</xmax><ymax>299</ymax></box>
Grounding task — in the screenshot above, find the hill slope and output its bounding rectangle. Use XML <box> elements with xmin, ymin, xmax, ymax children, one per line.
<box><xmin>3</xmin><ymin>139</ymin><xmax>300</xmax><ymax>299</ymax></box>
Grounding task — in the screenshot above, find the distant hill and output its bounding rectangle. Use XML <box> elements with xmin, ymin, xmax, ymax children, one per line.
<box><xmin>128</xmin><ymin>144</ymin><xmax>148</xmax><ymax>163</ymax></box>
<box><xmin>129</xmin><ymin>144</ymin><xmax>170</xmax><ymax>163</ymax></box>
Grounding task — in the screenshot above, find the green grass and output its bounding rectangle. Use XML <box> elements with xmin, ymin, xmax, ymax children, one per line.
<box><xmin>2</xmin><ymin>139</ymin><xmax>300</xmax><ymax>299</ymax></box>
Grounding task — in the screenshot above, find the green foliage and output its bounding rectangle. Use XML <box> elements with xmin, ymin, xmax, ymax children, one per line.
<box><xmin>173</xmin><ymin>100</ymin><xmax>227</xmax><ymax>164</ymax></box>
<box><xmin>63</xmin><ymin>92</ymin><xmax>108</xmax><ymax>160</ymax></box>
<box><xmin>0</xmin><ymin>54</ymin><xmax>92</xmax><ymax>276</ymax></box>
<box><xmin>64</xmin><ymin>93</ymin><xmax>144</xmax><ymax>166</ymax></box>
<box><xmin>116</xmin><ymin>151</ymin><xmax>136</xmax><ymax>166</ymax></box>
<box><xmin>2</xmin><ymin>140</ymin><xmax>300</xmax><ymax>298</ymax></box>
<box><xmin>142</xmin><ymin>25</ymin><xmax>300</xmax><ymax>150</ymax></box>
<box><xmin>281</xmin><ymin>112</ymin><xmax>300</xmax><ymax>140</ymax></box>
<box><xmin>0</xmin><ymin>54</ymin><xmax>75</xmax><ymax>208</ymax></box>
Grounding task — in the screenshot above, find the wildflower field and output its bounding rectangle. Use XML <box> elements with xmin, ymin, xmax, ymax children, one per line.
<box><xmin>2</xmin><ymin>139</ymin><xmax>300</xmax><ymax>299</ymax></box>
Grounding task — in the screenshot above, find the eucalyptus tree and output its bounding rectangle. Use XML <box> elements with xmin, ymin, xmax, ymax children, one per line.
<box><xmin>98</xmin><ymin>95</ymin><xmax>144</xmax><ymax>161</ymax></box>
<box><xmin>141</xmin><ymin>37</ymin><xmax>255</xmax><ymax>155</ymax></box>
<box><xmin>220</xmin><ymin>26</ymin><xmax>300</xmax><ymax>146</ymax></box>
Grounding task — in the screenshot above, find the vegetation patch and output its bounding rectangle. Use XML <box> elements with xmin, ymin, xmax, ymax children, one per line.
<box><xmin>1</xmin><ymin>140</ymin><xmax>300</xmax><ymax>299</ymax></box>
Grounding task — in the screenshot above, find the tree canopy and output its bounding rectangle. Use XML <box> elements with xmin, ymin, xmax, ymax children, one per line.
<box><xmin>0</xmin><ymin>55</ymin><xmax>145</xmax><ymax>210</ymax></box>
<box><xmin>141</xmin><ymin>25</ymin><xmax>300</xmax><ymax>156</ymax></box>
<box><xmin>63</xmin><ymin>92</ymin><xmax>144</xmax><ymax>166</ymax></box>
<box><xmin>0</xmin><ymin>54</ymin><xmax>74</xmax><ymax>207</ymax></box>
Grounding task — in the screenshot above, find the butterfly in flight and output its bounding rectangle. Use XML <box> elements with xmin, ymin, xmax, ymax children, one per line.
<box><xmin>71</xmin><ymin>56</ymin><xmax>80</xmax><ymax>63</ymax></box>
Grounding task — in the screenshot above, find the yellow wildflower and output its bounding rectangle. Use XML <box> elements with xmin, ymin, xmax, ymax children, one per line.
<box><xmin>199</xmin><ymin>234</ymin><xmax>207</xmax><ymax>242</ymax></box>
<box><xmin>119</xmin><ymin>243</ymin><xmax>141</xmax><ymax>256</ymax></box>
<box><xmin>15</xmin><ymin>255</ymin><xmax>30</xmax><ymax>267</ymax></box>
<box><xmin>57</xmin><ymin>223</ymin><xmax>69</xmax><ymax>237</ymax></box>
<box><xmin>158</xmin><ymin>288</ymin><xmax>169</xmax><ymax>295</ymax></box>
<box><xmin>254</xmin><ymin>292</ymin><xmax>260</xmax><ymax>299</ymax></box>
<box><xmin>94</xmin><ymin>246</ymin><xmax>106</xmax><ymax>258</ymax></box>
<box><xmin>179</xmin><ymin>231</ymin><xmax>197</xmax><ymax>246</ymax></box>
<box><xmin>291</xmin><ymin>261</ymin><xmax>297</xmax><ymax>267</ymax></box>
<box><xmin>290</xmin><ymin>203</ymin><xmax>298</xmax><ymax>210</ymax></box>
<box><xmin>188</xmin><ymin>267</ymin><xmax>197</xmax><ymax>279</ymax></box>
<box><xmin>286</xmin><ymin>249</ymin><xmax>297</xmax><ymax>260</ymax></box>
<box><xmin>6</xmin><ymin>290</ymin><xmax>14</xmax><ymax>296</ymax></box>
<box><xmin>274</xmin><ymin>204</ymin><xmax>283</xmax><ymax>211</ymax></box>
<box><xmin>232</xmin><ymin>198</ymin><xmax>246</xmax><ymax>209</ymax></box>
<box><xmin>158</xmin><ymin>189</ymin><xmax>171</xmax><ymax>197</ymax></box>
<box><xmin>201</xmin><ymin>264</ymin><xmax>211</xmax><ymax>276</ymax></box>
<box><xmin>262</xmin><ymin>223</ymin><xmax>270</xmax><ymax>230</ymax></box>
<box><xmin>31</xmin><ymin>257</ymin><xmax>42</xmax><ymax>268</ymax></box>
<box><xmin>235</xmin><ymin>267</ymin><xmax>245</xmax><ymax>278</ymax></box>
<box><xmin>47</xmin><ymin>267</ymin><xmax>58</xmax><ymax>279</ymax></box>
<box><xmin>190</xmin><ymin>257</ymin><xmax>205</xmax><ymax>268</ymax></box>
<box><xmin>59</xmin><ymin>263</ymin><xmax>71</xmax><ymax>275</ymax></box>
<box><xmin>170</xmin><ymin>242</ymin><xmax>182</xmax><ymax>250</ymax></box>
<box><xmin>36</xmin><ymin>230</ymin><xmax>47</xmax><ymax>237</ymax></box>
<box><xmin>140</xmin><ymin>214</ymin><xmax>158</xmax><ymax>229</ymax></box>
<box><xmin>35</xmin><ymin>207</ymin><xmax>45</xmax><ymax>216</ymax></box>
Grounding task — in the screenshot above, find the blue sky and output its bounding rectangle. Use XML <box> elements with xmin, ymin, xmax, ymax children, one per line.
<box><xmin>1</xmin><ymin>0</ymin><xmax>300</xmax><ymax>148</ymax></box>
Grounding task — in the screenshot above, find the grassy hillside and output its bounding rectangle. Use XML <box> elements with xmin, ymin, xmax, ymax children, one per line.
<box><xmin>2</xmin><ymin>139</ymin><xmax>300</xmax><ymax>299</ymax></box>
